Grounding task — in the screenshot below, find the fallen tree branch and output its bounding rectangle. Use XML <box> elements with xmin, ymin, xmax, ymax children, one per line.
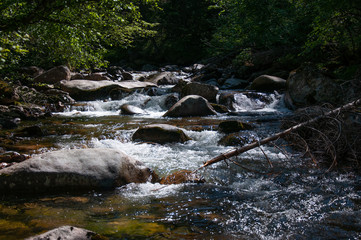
<box><xmin>195</xmin><ymin>98</ymin><xmax>361</xmax><ymax>172</ymax></box>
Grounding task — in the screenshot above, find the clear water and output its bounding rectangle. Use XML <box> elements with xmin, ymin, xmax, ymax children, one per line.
<box><xmin>1</xmin><ymin>88</ymin><xmax>360</xmax><ymax>239</ymax></box>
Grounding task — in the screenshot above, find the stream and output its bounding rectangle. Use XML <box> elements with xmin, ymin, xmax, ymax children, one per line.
<box><xmin>1</xmin><ymin>72</ymin><xmax>361</xmax><ymax>239</ymax></box>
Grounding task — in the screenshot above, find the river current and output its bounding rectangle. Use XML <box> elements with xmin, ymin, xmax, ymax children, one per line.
<box><xmin>0</xmin><ymin>76</ymin><xmax>361</xmax><ymax>239</ymax></box>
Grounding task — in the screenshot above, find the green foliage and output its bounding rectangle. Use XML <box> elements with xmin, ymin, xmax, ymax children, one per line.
<box><xmin>0</xmin><ymin>0</ymin><xmax>158</xmax><ymax>70</ymax></box>
<box><xmin>302</xmin><ymin>0</ymin><xmax>361</xmax><ymax>64</ymax></box>
<box><xmin>112</xmin><ymin>0</ymin><xmax>219</xmax><ymax>66</ymax></box>
<box><xmin>210</xmin><ymin>0</ymin><xmax>306</xmax><ymax>52</ymax></box>
<box><xmin>0</xmin><ymin>31</ymin><xmax>29</xmax><ymax>70</ymax></box>
<box><xmin>210</xmin><ymin>0</ymin><xmax>361</xmax><ymax>69</ymax></box>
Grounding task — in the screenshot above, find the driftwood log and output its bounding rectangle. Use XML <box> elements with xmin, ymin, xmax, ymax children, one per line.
<box><xmin>195</xmin><ymin>98</ymin><xmax>361</xmax><ymax>172</ymax></box>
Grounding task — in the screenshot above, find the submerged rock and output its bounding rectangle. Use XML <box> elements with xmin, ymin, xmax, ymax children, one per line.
<box><xmin>0</xmin><ymin>148</ymin><xmax>157</xmax><ymax>194</ymax></box>
<box><xmin>15</xmin><ymin>125</ymin><xmax>46</xmax><ymax>137</ymax></box>
<box><xmin>120</xmin><ymin>104</ymin><xmax>145</xmax><ymax>115</ymax></box>
<box><xmin>60</xmin><ymin>80</ymin><xmax>157</xmax><ymax>101</ymax></box>
<box><xmin>218</xmin><ymin>132</ymin><xmax>257</xmax><ymax>146</ymax></box>
<box><xmin>132</xmin><ymin>124</ymin><xmax>191</xmax><ymax>144</ymax></box>
<box><xmin>218</xmin><ymin>120</ymin><xmax>253</xmax><ymax>134</ymax></box>
<box><xmin>25</xmin><ymin>225</ymin><xmax>101</xmax><ymax>240</ymax></box>
<box><xmin>163</xmin><ymin>95</ymin><xmax>217</xmax><ymax>117</ymax></box>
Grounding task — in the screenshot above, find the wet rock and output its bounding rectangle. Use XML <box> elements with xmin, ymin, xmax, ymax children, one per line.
<box><xmin>218</xmin><ymin>132</ymin><xmax>257</xmax><ymax>146</ymax></box>
<box><xmin>210</xmin><ymin>103</ymin><xmax>229</xmax><ymax>114</ymax></box>
<box><xmin>84</xmin><ymin>73</ymin><xmax>110</xmax><ymax>81</ymax></box>
<box><xmin>0</xmin><ymin>148</ymin><xmax>158</xmax><ymax>194</ymax></box>
<box><xmin>164</xmin><ymin>94</ymin><xmax>179</xmax><ymax>109</ymax></box>
<box><xmin>171</xmin><ymin>79</ymin><xmax>188</xmax><ymax>94</ymax></box>
<box><xmin>220</xmin><ymin>77</ymin><xmax>248</xmax><ymax>90</ymax></box>
<box><xmin>160</xmin><ymin>170</ymin><xmax>205</xmax><ymax>184</ymax></box>
<box><xmin>218</xmin><ymin>120</ymin><xmax>253</xmax><ymax>134</ymax></box>
<box><xmin>181</xmin><ymin>82</ymin><xmax>218</xmax><ymax>102</ymax></box>
<box><xmin>34</xmin><ymin>65</ymin><xmax>71</xmax><ymax>84</ymax></box>
<box><xmin>25</xmin><ymin>225</ymin><xmax>102</xmax><ymax>240</ymax></box>
<box><xmin>249</xmin><ymin>75</ymin><xmax>286</xmax><ymax>91</ymax></box>
<box><xmin>163</xmin><ymin>95</ymin><xmax>217</xmax><ymax>118</ymax></box>
<box><xmin>146</xmin><ymin>72</ymin><xmax>178</xmax><ymax>85</ymax></box>
<box><xmin>243</xmin><ymin>91</ymin><xmax>274</xmax><ymax>105</ymax></box>
<box><xmin>122</xmin><ymin>71</ymin><xmax>133</xmax><ymax>80</ymax></box>
<box><xmin>120</xmin><ymin>104</ymin><xmax>145</xmax><ymax>115</ymax></box>
<box><xmin>132</xmin><ymin>124</ymin><xmax>191</xmax><ymax>144</ymax></box>
<box><xmin>107</xmin><ymin>66</ymin><xmax>123</xmax><ymax>80</ymax></box>
<box><xmin>287</xmin><ymin>64</ymin><xmax>343</xmax><ymax>107</ymax></box>
<box><xmin>218</xmin><ymin>92</ymin><xmax>237</xmax><ymax>110</ymax></box>
<box><xmin>60</xmin><ymin>80</ymin><xmax>157</xmax><ymax>101</ymax></box>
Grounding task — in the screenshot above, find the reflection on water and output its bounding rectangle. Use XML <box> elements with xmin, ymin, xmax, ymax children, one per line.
<box><xmin>1</xmin><ymin>90</ymin><xmax>360</xmax><ymax>239</ymax></box>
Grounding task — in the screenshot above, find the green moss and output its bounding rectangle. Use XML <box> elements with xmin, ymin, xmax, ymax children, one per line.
<box><xmin>0</xmin><ymin>219</ymin><xmax>31</xmax><ymax>238</ymax></box>
<box><xmin>87</xmin><ymin>219</ymin><xmax>168</xmax><ymax>238</ymax></box>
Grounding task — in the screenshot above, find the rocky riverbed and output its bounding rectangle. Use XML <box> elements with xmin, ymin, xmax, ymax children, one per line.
<box><xmin>1</xmin><ymin>64</ymin><xmax>361</xmax><ymax>239</ymax></box>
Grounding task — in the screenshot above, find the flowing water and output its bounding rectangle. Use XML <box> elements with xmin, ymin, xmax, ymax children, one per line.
<box><xmin>1</xmin><ymin>78</ymin><xmax>361</xmax><ymax>239</ymax></box>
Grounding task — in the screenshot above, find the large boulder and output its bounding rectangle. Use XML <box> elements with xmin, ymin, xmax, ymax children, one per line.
<box><xmin>132</xmin><ymin>124</ymin><xmax>191</xmax><ymax>144</ymax></box>
<box><xmin>287</xmin><ymin>64</ymin><xmax>343</xmax><ymax>107</ymax></box>
<box><xmin>145</xmin><ymin>72</ymin><xmax>178</xmax><ymax>85</ymax></box>
<box><xmin>34</xmin><ymin>65</ymin><xmax>71</xmax><ymax>84</ymax></box>
<box><xmin>249</xmin><ymin>75</ymin><xmax>286</xmax><ymax>91</ymax></box>
<box><xmin>0</xmin><ymin>148</ymin><xmax>157</xmax><ymax>194</ymax></box>
<box><xmin>181</xmin><ymin>82</ymin><xmax>219</xmax><ymax>102</ymax></box>
<box><xmin>25</xmin><ymin>226</ymin><xmax>102</xmax><ymax>240</ymax></box>
<box><xmin>163</xmin><ymin>95</ymin><xmax>217</xmax><ymax>118</ymax></box>
<box><xmin>60</xmin><ymin>80</ymin><xmax>157</xmax><ymax>101</ymax></box>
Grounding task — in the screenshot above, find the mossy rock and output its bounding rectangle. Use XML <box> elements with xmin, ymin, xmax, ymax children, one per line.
<box><xmin>218</xmin><ymin>120</ymin><xmax>253</xmax><ymax>134</ymax></box>
<box><xmin>87</xmin><ymin>219</ymin><xmax>168</xmax><ymax>238</ymax></box>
